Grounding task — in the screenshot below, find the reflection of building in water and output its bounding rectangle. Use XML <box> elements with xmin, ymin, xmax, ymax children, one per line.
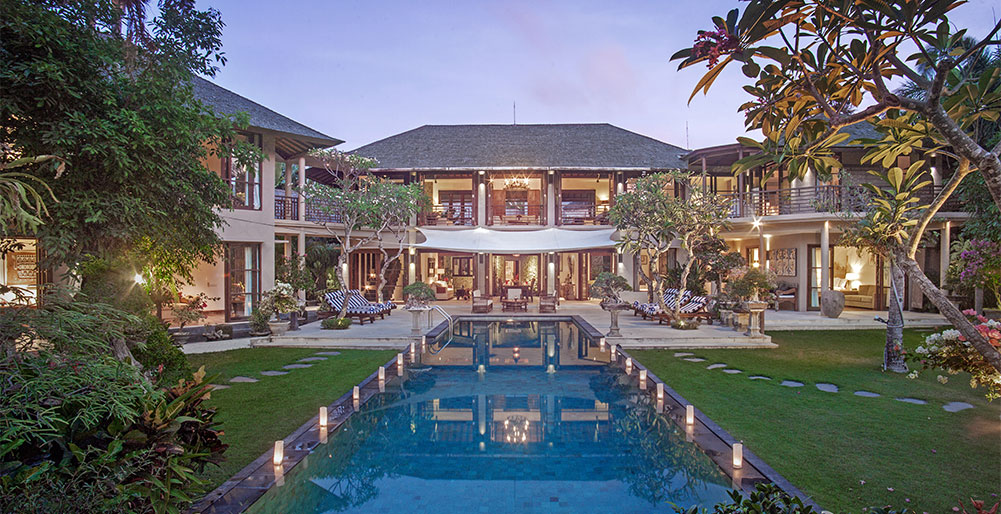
<box><xmin>426</xmin><ymin>320</ymin><xmax>606</xmax><ymax>370</ymax></box>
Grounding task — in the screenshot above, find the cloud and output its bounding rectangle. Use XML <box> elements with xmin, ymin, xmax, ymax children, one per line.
<box><xmin>579</xmin><ymin>43</ymin><xmax>638</xmax><ymax>106</ymax></box>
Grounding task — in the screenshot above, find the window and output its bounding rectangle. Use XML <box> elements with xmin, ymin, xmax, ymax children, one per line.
<box><xmin>226</xmin><ymin>243</ymin><xmax>261</xmax><ymax>321</ymax></box>
<box><xmin>504</xmin><ymin>189</ymin><xmax>528</xmax><ymax>216</ymax></box>
<box><xmin>225</xmin><ymin>132</ymin><xmax>262</xmax><ymax>210</ymax></box>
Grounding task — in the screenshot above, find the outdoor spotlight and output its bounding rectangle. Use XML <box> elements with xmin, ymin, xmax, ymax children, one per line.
<box><xmin>273</xmin><ymin>440</ymin><xmax>284</xmax><ymax>466</ymax></box>
<box><xmin>732</xmin><ymin>443</ymin><xmax>743</xmax><ymax>469</ymax></box>
<box><xmin>133</xmin><ymin>273</ymin><xmax>144</xmax><ymax>284</ymax></box>
<box><xmin>319</xmin><ymin>406</ymin><xmax>328</xmax><ymax>428</ymax></box>
<box><xmin>686</xmin><ymin>405</ymin><xmax>694</xmax><ymax>425</ymax></box>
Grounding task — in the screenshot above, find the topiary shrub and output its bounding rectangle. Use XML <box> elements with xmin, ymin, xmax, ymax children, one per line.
<box><xmin>248</xmin><ymin>307</ymin><xmax>270</xmax><ymax>335</ymax></box>
<box><xmin>321</xmin><ymin>317</ymin><xmax>352</xmax><ymax>330</ymax></box>
<box><xmin>403</xmin><ymin>282</ymin><xmax>436</xmax><ymax>308</ymax></box>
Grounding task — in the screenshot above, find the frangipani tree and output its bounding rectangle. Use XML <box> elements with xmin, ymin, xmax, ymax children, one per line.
<box><xmin>672</xmin><ymin>0</ymin><xmax>1001</xmax><ymax>373</ymax></box>
<box><xmin>668</xmin><ymin>187</ymin><xmax>732</xmax><ymax>319</ymax></box>
<box><xmin>369</xmin><ymin>180</ymin><xmax>427</xmax><ymax>303</ymax></box>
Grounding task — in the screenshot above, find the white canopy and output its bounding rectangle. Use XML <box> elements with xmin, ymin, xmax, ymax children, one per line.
<box><xmin>415</xmin><ymin>227</ymin><xmax>617</xmax><ymax>253</ymax></box>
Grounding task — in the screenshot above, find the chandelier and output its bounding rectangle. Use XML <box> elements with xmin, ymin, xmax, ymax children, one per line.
<box><xmin>504</xmin><ymin>177</ymin><xmax>529</xmax><ymax>190</ymax></box>
<box><xmin>503</xmin><ymin>415</ymin><xmax>530</xmax><ymax>444</ymax></box>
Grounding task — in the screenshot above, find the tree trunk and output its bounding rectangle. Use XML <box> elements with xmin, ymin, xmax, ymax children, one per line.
<box><xmin>883</xmin><ymin>260</ymin><xmax>908</xmax><ymax>373</ymax></box>
<box><xmin>675</xmin><ymin>255</ymin><xmax>696</xmax><ymax>319</ymax></box>
<box><xmin>895</xmin><ymin>252</ymin><xmax>1001</xmax><ymax>373</ymax></box>
<box><xmin>337</xmin><ymin>250</ymin><xmax>350</xmax><ymax>319</ymax></box>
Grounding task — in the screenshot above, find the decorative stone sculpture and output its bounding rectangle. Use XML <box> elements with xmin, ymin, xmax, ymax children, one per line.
<box><xmin>820</xmin><ymin>290</ymin><xmax>845</xmax><ymax>318</ymax></box>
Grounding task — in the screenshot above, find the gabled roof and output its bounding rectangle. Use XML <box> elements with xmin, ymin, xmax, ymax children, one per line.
<box><xmin>350</xmin><ymin>124</ymin><xmax>689</xmax><ymax>170</ymax></box>
<box><xmin>190</xmin><ymin>76</ymin><xmax>342</xmax><ymax>159</ymax></box>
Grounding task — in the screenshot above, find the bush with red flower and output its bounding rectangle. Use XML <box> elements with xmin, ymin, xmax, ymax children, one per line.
<box><xmin>909</xmin><ymin>309</ymin><xmax>1001</xmax><ymax>400</ymax></box>
<box><xmin>948</xmin><ymin>239</ymin><xmax>1001</xmax><ymax>310</ymax></box>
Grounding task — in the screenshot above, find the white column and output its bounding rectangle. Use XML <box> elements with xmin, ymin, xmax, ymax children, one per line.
<box><xmin>939</xmin><ymin>221</ymin><xmax>950</xmax><ymax>289</ymax></box>
<box><xmin>407</xmin><ymin>222</ymin><xmax>416</xmax><ymax>286</ymax></box>
<box><xmin>297</xmin><ymin>231</ymin><xmax>306</xmax><ymax>301</ymax></box>
<box><xmin>477</xmin><ymin>172</ymin><xmax>487</xmax><ymax>226</ymax></box>
<box><xmin>547</xmin><ymin>253</ymin><xmax>555</xmax><ymax>295</ymax></box>
<box><xmin>820</xmin><ymin>221</ymin><xmax>830</xmax><ymax>296</ymax></box>
<box><xmin>547</xmin><ymin>172</ymin><xmax>556</xmax><ymax>226</ymax></box>
<box><xmin>297</xmin><ymin>156</ymin><xmax>306</xmax><ymax>222</ymax></box>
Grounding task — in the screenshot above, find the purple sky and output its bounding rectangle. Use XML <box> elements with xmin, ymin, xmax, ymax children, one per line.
<box><xmin>197</xmin><ymin>0</ymin><xmax>1000</xmax><ymax>151</ymax></box>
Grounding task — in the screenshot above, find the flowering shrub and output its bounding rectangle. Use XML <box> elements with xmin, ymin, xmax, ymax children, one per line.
<box><xmin>169</xmin><ymin>292</ymin><xmax>217</xmax><ymax>330</ymax></box>
<box><xmin>949</xmin><ymin>239</ymin><xmax>1001</xmax><ymax>308</ymax></box>
<box><xmin>909</xmin><ymin>310</ymin><xmax>1001</xmax><ymax>400</ymax></box>
<box><xmin>263</xmin><ymin>281</ymin><xmax>298</xmax><ymax>315</ymax></box>
<box><xmin>693</xmin><ymin>27</ymin><xmax>739</xmax><ymax>68</ymax></box>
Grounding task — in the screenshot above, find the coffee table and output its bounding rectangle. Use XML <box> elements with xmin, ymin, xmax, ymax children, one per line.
<box><xmin>501</xmin><ymin>298</ymin><xmax>529</xmax><ymax>312</ymax></box>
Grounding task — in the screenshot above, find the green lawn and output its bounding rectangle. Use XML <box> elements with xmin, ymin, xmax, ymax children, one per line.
<box><xmin>187</xmin><ymin>348</ymin><xmax>397</xmax><ymax>489</ymax></box>
<box><xmin>632</xmin><ymin>329</ymin><xmax>1001</xmax><ymax>512</ymax></box>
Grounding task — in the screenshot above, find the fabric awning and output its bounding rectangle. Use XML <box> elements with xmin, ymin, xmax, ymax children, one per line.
<box><xmin>415</xmin><ymin>227</ymin><xmax>617</xmax><ymax>253</ymax></box>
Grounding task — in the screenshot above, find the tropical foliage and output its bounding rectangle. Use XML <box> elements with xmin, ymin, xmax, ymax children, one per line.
<box><xmin>948</xmin><ymin>239</ymin><xmax>1001</xmax><ymax>309</ymax></box>
<box><xmin>911</xmin><ymin>311</ymin><xmax>1001</xmax><ymax>401</ymax></box>
<box><xmin>672</xmin><ymin>0</ymin><xmax>1001</xmax><ymax>374</ymax></box>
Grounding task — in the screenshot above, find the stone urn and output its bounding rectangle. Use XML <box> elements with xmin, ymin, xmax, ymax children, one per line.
<box><xmin>601</xmin><ymin>300</ymin><xmax>631</xmax><ymax>338</ymax></box>
<box><xmin>268</xmin><ymin>320</ymin><xmax>289</xmax><ymax>336</ymax></box>
<box><xmin>744</xmin><ymin>300</ymin><xmax>768</xmax><ymax>337</ymax></box>
<box><xmin>406</xmin><ymin>304</ymin><xmax>432</xmax><ymax>336</ymax></box>
<box><xmin>820</xmin><ymin>290</ymin><xmax>845</xmax><ymax>319</ymax></box>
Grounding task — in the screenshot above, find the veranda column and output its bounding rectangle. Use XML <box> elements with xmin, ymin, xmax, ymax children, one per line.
<box><xmin>297</xmin><ymin>231</ymin><xmax>306</xmax><ymax>302</ymax></box>
<box><xmin>939</xmin><ymin>221</ymin><xmax>950</xmax><ymax>290</ymax></box>
<box><xmin>283</xmin><ymin>161</ymin><xmax>293</xmax><ymax>209</ymax></box>
<box><xmin>476</xmin><ymin>171</ymin><xmax>487</xmax><ymax>226</ymax></box>
<box><xmin>407</xmin><ymin>219</ymin><xmax>416</xmax><ymax>286</ymax></box>
<box><xmin>546</xmin><ymin>171</ymin><xmax>556</xmax><ymax>227</ymax></box>
<box><xmin>820</xmin><ymin>221</ymin><xmax>830</xmax><ymax>296</ymax></box>
<box><xmin>547</xmin><ymin>253</ymin><xmax>555</xmax><ymax>295</ymax></box>
<box><xmin>297</xmin><ymin>156</ymin><xmax>306</xmax><ymax>222</ymax></box>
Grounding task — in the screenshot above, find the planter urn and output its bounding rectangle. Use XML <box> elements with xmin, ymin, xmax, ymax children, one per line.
<box><xmin>820</xmin><ymin>290</ymin><xmax>845</xmax><ymax>319</ymax></box>
<box><xmin>602</xmin><ymin>301</ymin><xmax>631</xmax><ymax>338</ymax></box>
<box><xmin>744</xmin><ymin>300</ymin><xmax>768</xmax><ymax>337</ymax></box>
<box><xmin>406</xmin><ymin>304</ymin><xmax>431</xmax><ymax>335</ymax></box>
<box><xmin>268</xmin><ymin>320</ymin><xmax>289</xmax><ymax>337</ymax></box>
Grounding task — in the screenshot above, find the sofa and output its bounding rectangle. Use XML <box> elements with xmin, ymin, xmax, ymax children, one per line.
<box><xmin>843</xmin><ymin>284</ymin><xmax>878</xmax><ymax>309</ymax></box>
<box><xmin>433</xmin><ymin>281</ymin><xmax>454</xmax><ymax>300</ymax></box>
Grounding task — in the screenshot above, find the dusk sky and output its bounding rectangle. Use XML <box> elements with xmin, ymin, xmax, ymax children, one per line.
<box><xmin>197</xmin><ymin>0</ymin><xmax>1000</xmax><ymax>151</ymax></box>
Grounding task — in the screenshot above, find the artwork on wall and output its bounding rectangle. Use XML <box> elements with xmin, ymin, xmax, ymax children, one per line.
<box><xmin>452</xmin><ymin>256</ymin><xmax>473</xmax><ymax>276</ymax></box>
<box><xmin>771</xmin><ymin>248</ymin><xmax>797</xmax><ymax>277</ymax></box>
<box><xmin>6</xmin><ymin>252</ymin><xmax>37</xmax><ymax>285</ymax></box>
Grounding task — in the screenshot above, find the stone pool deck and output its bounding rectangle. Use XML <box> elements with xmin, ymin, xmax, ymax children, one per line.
<box><xmin>181</xmin><ymin>300</ymin><xmax>950</xmax><ymax>355</ymax></box>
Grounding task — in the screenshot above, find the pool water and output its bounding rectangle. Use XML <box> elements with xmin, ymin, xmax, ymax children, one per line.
<box><xmin>248</xmin><ymin>320</ymin><xmax>733</xmax><ymax>513</ymax></box>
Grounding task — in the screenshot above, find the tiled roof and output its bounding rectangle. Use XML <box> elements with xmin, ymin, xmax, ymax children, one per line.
<box><xmin>191</xmin><ymin>76</ymin><xmax>342</xmax><ymax>146</ymax></box>
<box><xmin>350</xmin><ymin>124</ymin><xmax>688</xmax><ymax>169</ymax></box>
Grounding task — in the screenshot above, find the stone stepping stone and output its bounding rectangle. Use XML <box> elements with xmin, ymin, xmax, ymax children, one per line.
<box><xmin>895</xmin><ymin>397</ymin><xmax>927</xmax><ymax>405</ymax></box>
<box><xmin>816</xmin><ymin>383</ymin><xmax>839</xmax><ymax>393</ymax></box>
<box><xmin>298</xmin><ymin>357</ymin><xmax>327</xmax><ymax>362</ymax></box>
<box><xmin>749</xmin><ymin>376</ymin><xmax>771</xmax><ymax>380</ymax></box>
<box><xmin>210</xmin><ymin>384</ymin><xmax>230</xmax><ymax>390</ymax></box>
<box><xmin>674</xmin><ymin>352</ymin><xmax>694</xmax><ymax>357</ymax></box>
<box><xmin>283</xmin><ymin>363</ymin><xmax>312</xmax><ymax>369</ymax></box>
<box><xmin>854</xmin><ymin>390</ymin><xmax>881</xmax><ymax>398</ymax></box>
<box><xmin>943</xmin><ymin>402</ymin><xmax>974</xmax><ymax>412</ymax></box>
<box><xmin>315</xmin><ymin>351</ymin><xmax>341</xmax><ymax>356</ymax></box>
<box><xmin>780</xmin><ymin>380</ymin><xmax>804</xmax><ymax>388</ymax></box>
<box><xmin>706</xmin><ymin>363</ymin><xmax>727</xmax><ymax>370</ymax></box>
<box><xmin>683</xmin><ymin>357</ymin><xmax>706</xmax><ymax>362</ymax></box>
<box><xmin>229</xmin><ymin>376</ymin><xmax>258</xmax><ymax>383</ymax></box>
<box><xmin>260</xmin><ymin>370</ymin><xmax>289</xmax><ymax>376</ymax></box>
<box><xmin>722</xmin><ymin>369</ymin><xmax>742</xmax><ymax>374</ymax></box>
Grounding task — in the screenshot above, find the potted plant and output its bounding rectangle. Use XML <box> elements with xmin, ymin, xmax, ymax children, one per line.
<box><xmin>403</xmin><ymin>282</ymin><xmax>437</xmax><ymax>335</ymax></box>
<box><xmin>248</xmin><ymin>306</ymin><xmax>271</xmax><ymax>336</ymax></box>
<box><xmin>264</xmin><ymin>282</ymin><xmax>298</xmax><ymax>336</ymax></box>
<box><xmin>727</xmin><ymin>268</ymin><xmax>774</xmax><ymax>336</ymax></box>
<box><xmin>589</xmin><ymin>272</ymin><xmax>633</xmax><ymax>337</ymax></box>
<box><xmin>169</xmin><ymin>292</ymin><xmax>216</xmax><ymax>344</ymax></box>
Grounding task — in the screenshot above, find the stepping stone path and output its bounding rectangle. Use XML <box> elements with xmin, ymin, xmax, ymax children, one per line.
<box><xmin>298</xmin><ymin>357</ymin><xmax>327</xmax><ymax>362</ymax></box>
<box><xmin>895</xmin><ymin>397</ymin><xmax>928</xmax><ymax>405</ymax></box>
<box><xmin>749</xmin><ymin>376</ymin><xmax>771</xmax><ymax>380</ymax></box>
<box><xmin>260</xmin><ymin>370</ymin><xmax>289</xmax><ymax>376</ymax></box>
<box><xmin>706</xmin><ymin>364</ymin><xmax>727</xmax><ymax>370</ymax></box>
<box><xmin>780</xmin><ymin>380</ymin><xmax>804</xmax><ymax>388</ymax></box>
<box><xmin>943</xmin><ymin>401</ymin><xmax>974</xmax><ymax>412</ymax></box>
<box><xmin>210</xmin><ymin>384</ymin><xmax>230</xmax><ymax>391</ymax></box>
<box><xmin>683</xmin><ymin>358</ymin><xmax>706</xmax><ymax>362</ymax></box>
<box><xmin>229</xmin><ymin>376</ymin><xmax>258</xmax><ymax>383</ymax></box>
<box><xmin>674</xmin><ymin>352</ymin><xmax>694</xmax><ymax>357</ymax></box>
<box><xmin>854</xmin><ymin>391</ymin><xmax>881</xmax><ymax>398</ymax></box>
<box><xmin>315</xmin><ymin>351</ymin><xmax>341</xmax><ymax>356</ymax></box>
<box><xmin>283</xmin><ymin>364</ymin><xmax>312</xmax><ymax>369</ymax></box>
<box><xmin>816</xmin><ymin>383</ymin><xmax>839</xmax><ymax>393</ymax></box>
<box><xmin>722</xmin><ymin>369</ymin><xmax>742</xmax><ymax>374</ymax></box>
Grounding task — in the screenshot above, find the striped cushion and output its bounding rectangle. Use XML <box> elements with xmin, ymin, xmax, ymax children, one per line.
<box><xmin>679</xmin><ymin>296</ymin><xmax>708</xmax><ymax>313</ymax></box>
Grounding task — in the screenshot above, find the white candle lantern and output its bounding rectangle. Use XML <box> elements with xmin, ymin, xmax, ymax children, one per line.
<box><xmin>378</xmin><ymin>366</ymin><xmax>385</xmax><ymax>381</ymax></box>
<box><xmin>477</xmin><ymin>364</ymin><xmax>485</xmax><ymax>374</ymax></box>
<box><xmin>410</xmin><ymin>341</ymin><xmax>416</xmax><ymax>354</ymax></box>
<box><xmin>353</xmin><ymin>385</ymin><xmax>360</xmax><ymax>401</ymax></box>
<box><xmin>639</xmin><ymin>369</ymin><xmax>647</xmax><ymax>389</ymax></box>
<box><xmin>732</xmin><ymin>443</ymin><xmax>743</xmax><ymax>469</ymax></box>
<box><xmin>273</xmin><ymin>440</ymin><xmax>284</xmax><ymax>466</ymax></box>
<box><xmin>610</xmin><ymin>345</ymin><xmax>617</xmax><ymax>359</ymax></box>
<box><xmin>656</xmin><ymin>382</ymin><xmax>664</xmax><ymax>401</ymax></box>
<box><xmin>625</xmin><ymin>357</ymin><xmax>632</xmax><ymax>374</ymax></box>
<box><xmin>685</xmin><ymin>405</ymin><xmax>694</xmax><ymax>425</ymax></box>
<box><xmin>397</xmin><ymin>353</ymin><xmax>404</xmax><ymax>376</ymax></box>
<box><xmin>547</xmin><ymin>364</ymin><xmax>555</xmax><ymax>374</ymax></box>
<box><xmin>319</xmin><ymin>406</ymin><xmax>328</xmax><ymax>428</ymax></box>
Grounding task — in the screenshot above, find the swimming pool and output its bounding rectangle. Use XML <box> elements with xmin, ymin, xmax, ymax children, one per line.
<box><xmin>246</xmin><ymin>319</ymin><xmax>737</xmax><ymax>512</ymax></box>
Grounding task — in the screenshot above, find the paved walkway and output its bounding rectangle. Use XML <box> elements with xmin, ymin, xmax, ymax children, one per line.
<box><xmin>182</xmin><ymin>300</ymin><xmax>950</xmax><ymax>354</ymax></box>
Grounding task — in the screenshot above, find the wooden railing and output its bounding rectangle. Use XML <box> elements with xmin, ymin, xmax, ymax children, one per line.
<box><xmin>560</xmin><ymin>202</ymin><xmax>610</xmax><ymax>225</ymax></box>
<box><xmin>720</xmin><ymin>185</ymin><xmax>962</xmax><ymax>218</ymax></box>
<box><xmin>488</xmin><ymin>203</ymin><xmax>544</xmax><ymax>225</ymax></box>
<box><xmin>274</xmin><ymin>196</ymin><xmax>298</xmax><ymax>220</ymax></box>
<box><xmin>274</xmin><ymin>194</ymin><xmax>343</xmax><ymax>223</ymax></box>
<box><xmin>420</xmin><ymin>204</ymin><xmax>474</xmax><ymax>226</ymax></box>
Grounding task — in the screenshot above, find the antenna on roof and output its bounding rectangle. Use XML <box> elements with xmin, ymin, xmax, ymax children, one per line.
<box><xmin>513</xmin><ymin>101</ymin><xmax>516</xmax><ymax>125</ymax></box>
<box><xmin>685</xmin><ymin>120</ymin><xmax>690</xmax><ymax>149</ymax></box>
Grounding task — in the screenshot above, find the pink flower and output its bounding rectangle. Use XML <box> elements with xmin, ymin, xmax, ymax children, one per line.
<box><xmin>860</xmin><ymin>480</ymin><xmax>866</xmax><ymax>485</ymax></box>
<box><xmin>963</xmin><ymin>309</ymin><xmax>977</xmax><ymax>316</ymax></box>
<box><xmin>887</xmin><ymin>487</ymin><xmax>894</xmax><ymax>492</ymax></box>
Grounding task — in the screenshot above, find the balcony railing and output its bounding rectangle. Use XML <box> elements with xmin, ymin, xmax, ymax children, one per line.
<box><xmin>274</xmin><ymin>194</ymin><xmax>343</xmax><ymax>223</ymax></box>
<box><xmin>420</xmin><ymin>204</ymin><xmax>474</xmax><ymax>226</ymax></box>
<box><xmin>489</xmin><ymin>203</ymin><xmax>544</xmax><ymax>225</ymax></box>
<box><xmin>560</xmin><ymin>202</ymin><xmax>610</xmax><ymax>225</ymax></box>
<box><xmin>720</xmin><ymin>185</ymin><xmax>963</xmax><ymax>218</ymax></box>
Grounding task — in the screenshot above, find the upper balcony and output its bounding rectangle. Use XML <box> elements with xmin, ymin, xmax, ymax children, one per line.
<box><xmin>720</xmin><ymin>184</ymin><xmax>963</xmax><ymax>219</ymax></box>
<box><xmin>559</xmin><ymin>201</ymin><xmax>610</xmax><ymax>225</ymax></box>
<box><xmin>274</xmin><ymin>193</ymin><xmax>343</xmax><ymax>224</ymax></box>
<box><xmin>421</xmin><ymin>203</ymin><xmax>474</xmax><ymax>226</ymax></box>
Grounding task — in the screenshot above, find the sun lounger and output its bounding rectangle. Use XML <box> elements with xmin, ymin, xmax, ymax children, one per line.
<box><xmin>324</xmin><ymin>290</ymin><xmax>389</xmax><ymax>325</ymax></box>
